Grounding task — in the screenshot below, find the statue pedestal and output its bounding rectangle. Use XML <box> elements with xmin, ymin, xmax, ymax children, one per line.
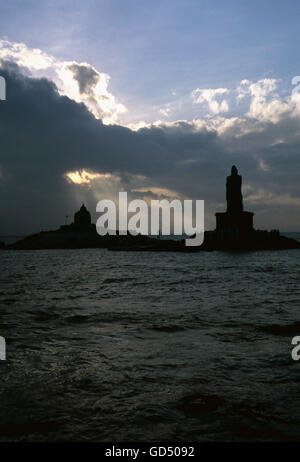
<box><xmin>215</xmin><ymin>211</ymin><xmax>253</xmax><ymax>240</ymax></box>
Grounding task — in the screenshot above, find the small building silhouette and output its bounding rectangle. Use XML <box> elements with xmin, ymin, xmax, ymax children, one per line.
<box><xmin>59</xmin><ymin>203</ymin><xmax>95</xmax><ymax>232</ymax></box>
<box><xmin>74</xmin><ymin>203</ymin><xmax>92</xmax><ymax>226</ymax></box>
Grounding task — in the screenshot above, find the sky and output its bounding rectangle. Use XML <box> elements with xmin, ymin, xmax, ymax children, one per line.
<box><xmin>0</xmin><ymin>0</ymin><xmax>300</xmax><ymax>233</ymax></box>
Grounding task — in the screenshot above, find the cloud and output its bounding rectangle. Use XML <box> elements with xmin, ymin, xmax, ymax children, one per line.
<box><xmin>192</xmin><ymin>87</ymin><xmax>230</xmax><ymax>114</ymax></box>
<box><xmin>65</xmin><ymin>170</ymin><xmax>118</xmax><ymax>185</ymax></box>
<box><xmin>0</xmin><ymin>39</ymin><xmax>126</xmax><ymax>124</ymax></box>
<box><xmin>0</xmin><ymin>40</ymin><xmax>54</xmax><ymax>70</ymax></box>
<box><xmin>159</xmin><ymin>106</ymin><xmax>171</xmax><ymax>117</ymax></box>
<box><xmin>236</xmin><ymin>78</ymin><xmax>290</xmax><ymax>123</ymax></box>
<box><xmin>245</xmin><ymin>188</ymin><xmax>300</xmax><ymax>207</ymax></box>
<box><xmin>57</xmin><ymin>62</ymin><xmax>127</xmax><ymax>123</ymax></box>
<box><xmin>0</xmin><ymin>52</ymin><xmax>300</xmax><ymax>233</ymax></box>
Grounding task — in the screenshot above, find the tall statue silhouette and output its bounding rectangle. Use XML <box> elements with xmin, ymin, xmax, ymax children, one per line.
<box><xmin>215</xmin><ymin>165</ymin><xmax>253</xmax><ymax>238</ymax></box>
<box><xmin>226</xmin><ymin>165</ymin><xmax>243</xmax><ymax>214</ymax></box>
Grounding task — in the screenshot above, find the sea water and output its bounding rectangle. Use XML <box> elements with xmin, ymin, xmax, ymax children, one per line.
<box><xmin>0</xmin><ymin>240</ymin><xmax>300</xmax><ymax>441</ymax></box>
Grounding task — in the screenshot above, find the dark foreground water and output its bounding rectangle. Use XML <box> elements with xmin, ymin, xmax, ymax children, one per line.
<box><xmin>1</xmin><ymin>245</ymin><xmax>300</xmax><ymax>441</ymax></box>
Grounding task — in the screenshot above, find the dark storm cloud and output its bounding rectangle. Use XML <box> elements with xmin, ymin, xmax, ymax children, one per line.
<box><xmin>67</xmin><ymin>63</ymin><xmax>99</xmax><ymax>95</ymax></box>
<box><xmin>0</xmin><ymin>61</ymin><xmax>299</xmax><ymax>233</ymax></box>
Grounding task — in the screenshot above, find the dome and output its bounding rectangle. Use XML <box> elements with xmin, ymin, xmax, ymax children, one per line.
<box><xmin>74</xmin><ymin>204</ymin><xmax>91</xmax><ymax>226</ymax></box>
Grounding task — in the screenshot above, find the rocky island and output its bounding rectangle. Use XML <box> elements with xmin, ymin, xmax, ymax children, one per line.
<box><xmin>2</xmin><ymin>167</ymin><xmax>299</xmax><ymax>251</ymax></box>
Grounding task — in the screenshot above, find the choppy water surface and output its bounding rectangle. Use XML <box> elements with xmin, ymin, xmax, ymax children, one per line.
<box><xmin>1</xmin><ymin>246</ymin><xmax>300</xmax><ymax>441</ymax></box>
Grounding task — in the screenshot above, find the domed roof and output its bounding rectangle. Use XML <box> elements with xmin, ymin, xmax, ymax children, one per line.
<box><xmin>74</xmin><ymin>203</ymin><xmax>91</xmax><ymax>225</ymax></box>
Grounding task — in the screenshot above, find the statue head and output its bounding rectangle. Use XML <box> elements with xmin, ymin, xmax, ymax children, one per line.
<box><xmin>231</xmin><ymin>165</ymin><xmax>238</xmax><ymax>176</ymax></box>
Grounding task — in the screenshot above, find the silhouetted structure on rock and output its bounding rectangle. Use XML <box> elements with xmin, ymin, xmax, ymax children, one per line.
<box><xmin>202</xmin><ymin>165</ymin><xmax>300</xmax><ymax>250</ymax></box>
<box><xmin>3</xmin><ymin>171</ymin><xmax>300</xmax><ymax>251</ymax></box>
<box><xmin>60</xmin><ymin>203</ymin><xmax>95</xmax><ymax>232</ymax></box>
<box><xmin>74</xmin><ymin>203</ymin><xmax>91</xmax><ymax>227</ymax></box>
<box><xmin>215</xmin><ymin>165</ymin><xmax>254</xmax><ymax>241</ymax></box>
<box><xmin>226</xmin><ymin>165</ymin><xmax>243</xmax><ymax>213</ymax></box>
